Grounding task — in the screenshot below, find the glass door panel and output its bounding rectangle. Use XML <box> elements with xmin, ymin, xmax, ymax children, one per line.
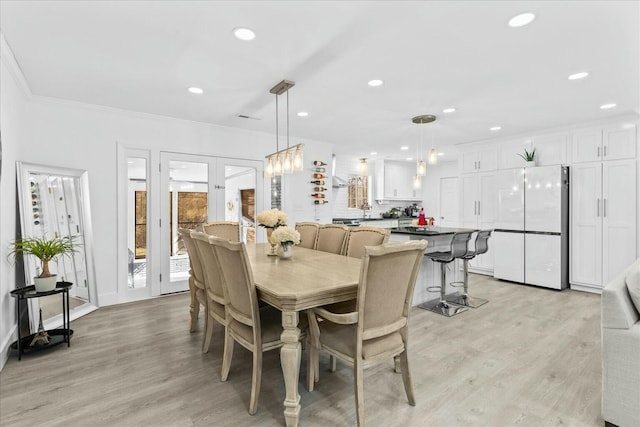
<box><xmin>128</xmin><ymin>157</ymin><xmax>148</xmax><ymax>289</ymax></box>
<box><xmin>160</xmin><ymin>154</ymin><xmax>213</xmax><ymax>294</ymax></box>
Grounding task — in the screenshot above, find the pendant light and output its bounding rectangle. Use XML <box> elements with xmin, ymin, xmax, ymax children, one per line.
<box><xmin>358</xmin><ymin>158</ymin><xmax>368</xmax><ymax>176</ymax></box>
<box><xmin>412</xmin><ymin>114</ymin><xmax>436</xmax><ymax>174</ymax></box>
<box><xmin>428</xmin><ymin>126</ymin><xmax>438</xmax><ymax>165</ymax></box>
<box><xmin>266</xmin><ymin>80</ymin><xmax>304</xmax><ymax>177</ymax></box>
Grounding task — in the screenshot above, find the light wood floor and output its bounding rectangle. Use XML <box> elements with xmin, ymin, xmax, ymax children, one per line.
<box><xmin>0</xmin><ymin>275</ymin><xmax>603</xmax><ymax>427</ymax></box>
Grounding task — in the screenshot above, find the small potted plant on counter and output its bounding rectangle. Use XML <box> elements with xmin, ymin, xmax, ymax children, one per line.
<box><xmin>9</xmin><ymin>235</ymin><xmax>77</xmax><ymax>292</ymax></box>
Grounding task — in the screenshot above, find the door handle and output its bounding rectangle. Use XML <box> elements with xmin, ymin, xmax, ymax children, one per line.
<box><xmin>478</xmin><ymin>160</ymin><xmax>481</xmax><ymax>170</ymax></box>
<box><xmin>597</xmin><ymin>198</ymin><xmax>600</xmax><ymax>217</ymax></box>
<box><xmin>477</xmin><ymin>201</ymin><xmax>481</xmax><ymax>216</ymax></box>
<box><xmin>603</xmin><ymin>198</ymin><xmax>607</xmax><ymax>217</ymax></box>
<box><xmin>473</xmin><ymin>201</ymin><xmax>477</xmax><ymax>215</ymax></box>
<box><xmin>604</xmin><ymin>146</ymin><xmax>607</xmax><ymax>157</ymax></box>
<box><xmin>597</xmin><ymin>146</ymin><xmax>600</xmax><ymax>157</ymax></box>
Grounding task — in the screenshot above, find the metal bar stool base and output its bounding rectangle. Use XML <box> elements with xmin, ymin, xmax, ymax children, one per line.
<box><xmin>418</xmin><ymin>299</ymin><xmax>468</xmax><ymax>317</ymax></box>
<box><xmin>446</xmin><ymin>293</ymin><xmax>488</xmax><ymax>309</ymax></box>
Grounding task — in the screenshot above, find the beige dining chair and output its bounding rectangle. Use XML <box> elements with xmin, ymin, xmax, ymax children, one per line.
<box><xmin>307</xmin><ymin>240</ymin><xmax>428</xmax><ymax>427</ymax></box>
<box><xmin>210</xmin><ymin>237</ymin><xmax>307</xmax><ymax>415</ymax></box>
<box><xmin>343</xmin><ymin>226</ymin><xmax>390</xmax><ymax>259</ymax></box>
<box><xmin>201</xmin><ymin>221</ymin><xmax>240</xmax><ymax>242</ymax></box>
<box><xmin>295</xmin><ymin>222</ymin><xmax>320</xmax><ymax>249</ymax></box>
<box><xmin>191</xmin><ymin>231</ymin><xmax>227</xmax><ymax>354</ymax></box>
<box><xmin>315</xmin><ymin>223</ymin><xmax>349</xmax><ymax>254</ymax></box>
<box><xmin>178</xmin><ymin>228</ymin><xmax>207</xmax><ymax>333</ymax></box>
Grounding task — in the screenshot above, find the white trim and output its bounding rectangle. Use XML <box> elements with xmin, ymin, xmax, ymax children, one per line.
<box><xmin>0</xmin><ymin>324</ymin><xmax>17</xmax><ymax>371</ymax></box>
<box><xmin>570</xmin><ymin>283</ymin><xmax>602</xmax><ymax>295</ymax></box>
<box><xmin>97</xmin><ymin>292</ymin><xmax>119</xmax><ymax>307</ymax></box>
<box><xmin>0</xmin><ymin>33</ymin><xmax>33</xmax><ymax>98</ymax></box>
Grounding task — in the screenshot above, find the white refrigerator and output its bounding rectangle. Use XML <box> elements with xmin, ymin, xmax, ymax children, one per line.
<box><xmin>493</xmin><ymin>165</ymin><xmax>569</xmax><ymax>289</ymax></box>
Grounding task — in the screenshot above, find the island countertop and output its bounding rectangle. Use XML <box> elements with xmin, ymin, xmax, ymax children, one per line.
<box><xmin>390</xmin><ymin>226</ymin><xmax>477</xmax><ymax>236</ymax></box>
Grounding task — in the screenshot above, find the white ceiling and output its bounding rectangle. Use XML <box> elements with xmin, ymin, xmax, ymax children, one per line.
<box><xmin>1</xmin><ymin>1</ymin><xmax>638</xmax><ymax>162</ymax></box>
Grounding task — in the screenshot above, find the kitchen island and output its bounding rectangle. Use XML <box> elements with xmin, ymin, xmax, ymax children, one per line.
<box><xmin>389</xmin><ymin>226</ymin><xmax>477</xmax><ymax>306</ymax></box>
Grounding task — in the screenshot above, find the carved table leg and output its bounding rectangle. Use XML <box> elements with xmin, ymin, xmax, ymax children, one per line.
<box><xmin>280</xmin><ymin>310</ymin><xmax>301</xmax><ymax>427</ymax></box>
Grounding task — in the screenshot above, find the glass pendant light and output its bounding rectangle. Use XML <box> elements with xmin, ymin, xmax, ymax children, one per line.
<box><xmin>417</xmin><ymin>160</ymin><xmax>427</xmax><ymax>176</ymax></box>
<box><xmin>358</xmin><ymin>158</ymin><xmax>368</xmax><ymax>176</ymax></box>
<box><xmin>265</xmin><ymin>156</ymin><xmax>274</xmax><ymax>177</ymax></box>
<box><xmin>283</xmin><ymin>150</ymin><xmax>293</xmax><ymax>174</ymax></box>
<box><xmin>428</xmin><ymin>148</ymin><xmax>438</xmax><ymax>165</ymax></box>
<box><xmin>413</xmin><ymin>174</ymin><xmax>422</xmax><ymax>190</ymax></box>
<box><xmin>274</xmin><ymin>153</ymin><xmax>283</xmax><ymax>176</ymax></box>
<box><xmin>293</xmin><ymin>146</ymin><xmax>304</xmax><ymax>171</ymax></box>
<box><xmin>412</xmin><ymin>114</ymin><xmax>436</xmax><ymax>173</ymax></box>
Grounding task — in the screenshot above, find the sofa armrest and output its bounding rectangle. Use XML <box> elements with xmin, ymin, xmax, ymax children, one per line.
<box><xmin>602</xmin><ymin>265</ymin><xmax>640</xmax><ymax>330</ymax></box>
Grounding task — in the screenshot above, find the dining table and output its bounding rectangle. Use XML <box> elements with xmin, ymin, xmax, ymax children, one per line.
<box><xmin>246</xmin><ymin>243</ymin><xmax>362</xmax><ymax>427</ymax></box>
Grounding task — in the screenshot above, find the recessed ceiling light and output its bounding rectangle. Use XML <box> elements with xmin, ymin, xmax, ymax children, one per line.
<box><xmin>233</xmin><ymin>27</ymin><xmax>255</xmax><ymax>41</ymax></box>
<box><xmin>297</xmin><ymin>112</ymin><xmax>309</xmax><ymax>117</ymax></box>
<box><xmin>188</xmin><ymin>87</ymin><xmax>203</xmax><ymax>94</ymax></box>
<box><xmin>508</xmin><ymin>12</ymin><xmax>536</xmax><ymax>28</ymax></box>
<box><xmin>370</xmin><ymin>151</ymin><xmax>377</xmax><ymax>155</ymax></box>
<box><xmin>442</xmin><ymin>107</ymin><xmax>456</xmax><ymax>113</ymax></box>
<box><xmin>368</xmin><ymin>79</ymin><xmax>383</xmax><ymax>87</ymax></box>
<box><xmin>568</xmin><ymin>72</ymin><xmax>589</xmax><ymax>80</ymax></box>
<box><xmin>400</xmin><ymin>146</ymin><xmax>409</xmax><ymax>150</ymax></box>
<box><xmin>406</xmin><ymin>157</ymin><xmax>413</xmax><ymax>161</ymax></box>
<box><xmin>600</xmin><ymin>103</ymin><xmax>617</xmax><ymax>110</ymax></box>
<box><xmin>490</xmin><ymin>126</ymin><xmax>502</xmax><ymax>131</ymax></box>
<box><xmin>437</xmin><ymin>152</ymin><xmax>444</xmax><ymax>156</ymax></box>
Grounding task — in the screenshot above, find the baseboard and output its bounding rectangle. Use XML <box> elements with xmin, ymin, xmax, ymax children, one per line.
<box><xmin>570</xmin><ymin>283</ymin><xmax>603</xmax><ymax>294</ymax></box>
<box><xmin>468</xmin><ymin>267</ymin><xmax>494</xmax><ymax>276</ymax></box>
<box><xmin>97</xmin><ymin>292</ymin><xmax>118</xmax><ymax>306</ymax></box>
<box><xmin>0</xmin><ymin>324</ymin><xmax>17</xmax><ymax>372</ymax></box>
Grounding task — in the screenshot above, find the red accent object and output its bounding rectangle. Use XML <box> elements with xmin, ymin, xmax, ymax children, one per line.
<box><xmin>418</xmin><ymin>208</ymin><xmax>427</xmax><ymax>226</ymax></box>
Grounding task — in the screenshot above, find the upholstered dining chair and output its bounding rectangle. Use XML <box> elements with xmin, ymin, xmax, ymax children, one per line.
<box><xmin>343</xmin><ymin>226</ymin><xmax>390</xmax><ymax>259</ymax></box>
<box><xmin>201</xmin><ymin>221</ymin><xmax>240</xmax><ymax>242</ymax></box>
<box><xmin>307</xmin><ymin>240</ymin><xmax>428</xmax><ymax>427</ymax></box>
<box><xmin>315</xmin><ymin>223</ymin><xmax>349</xmax><ymax>254</ymax></box>
<box><xmin>178</xmin><ymin>228</ymin><xmax>207</xmax><ymax>333</ymax></box>
<box><xmin>295</xmin><ymin>222</ymin><xmax>320</xmax><ymax>249</ymax></box>
<box><xmin>210</xmin><ymin>237</ymin><xmax>307</xmax><ymax>415</ymax></box>
<box><xmin>191</xmin><ymin>231</ymin><xmax>227</xmax><ymax>353</ymax></box>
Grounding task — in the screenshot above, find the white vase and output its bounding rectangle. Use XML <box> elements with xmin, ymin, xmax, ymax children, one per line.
<box><xmin>278</xmin><ymin>244</ymin><xmax>293</xmax><ymax>259</ymax></box>
<box><xmin>525</xmin><ymin>160</ymin><xmax>536</xmax><ymax>167</ymax></box>
<box><xmin>34</xmin><ymin>275</ymin><xmax>57</xmax><ymax>292</ymax></box>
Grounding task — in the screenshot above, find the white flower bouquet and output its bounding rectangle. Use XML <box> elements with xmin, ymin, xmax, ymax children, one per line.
<box><xmin>271</xmin><ymin>226</ymin><xmax>301</xmax><ymax>246</ymax></box>
<box><xmin>257</xmin><ymin>208</ymin><xmax>288</xmax><ymax>229</ymax></box>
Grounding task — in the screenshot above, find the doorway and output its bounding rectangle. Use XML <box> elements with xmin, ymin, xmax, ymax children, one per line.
<box><xmin>439</xmin><ymin>176</ymin><xmax>459</xmax><ymax>227</ymax></box>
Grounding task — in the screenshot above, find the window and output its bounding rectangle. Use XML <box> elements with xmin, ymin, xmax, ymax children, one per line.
<box><xmin>347</xmin><ymin>175</ymin><xmax>369</xmax><ymax>209</ymax></box>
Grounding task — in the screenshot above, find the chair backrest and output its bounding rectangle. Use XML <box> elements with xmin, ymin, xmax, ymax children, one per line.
<box><xmin>295</xmin><ymin>222</ymin><xmax>320</xmax><ymax>249</ymax></box>
<box><xmin>315</xmin><ymin>224</ymin><xmax>349</xmax><ymax>254</ymax></box>
<box><xmin>178</xmin><ymin>228</ymin><xmax>205</xmax><ymax>288</ymax></box>
<box><xmin>450</xmin><ymin>231</ymin><xmax>474</xmax><ymax>259</ymax></box>
<box><xmin>201</xmin><ymin>221</ymin><xmax>240</xmax><ymax>242</ymax></box>
<box><xmin>474</xmin><ymin>230</ymin><xmax>492</xmax><ymax>256</ymax></box>
<box><xmin>344</xmin><ymin>227</ymin><xmax>390</xmax><ymax>259</ymax></box>
<box><xmin>210</xmin><ymin>237</ymin><xmax>259</xmax><ymax>331</ymax></box>
<box><xmin>191</xmin><ymin>231</ymin><xmax>225</xmax><ymax>304</ymax></box>
<box><xmin>357</xmin><ymin>241</ymin><xmax>428</xmax><ymax>341</ymax></box>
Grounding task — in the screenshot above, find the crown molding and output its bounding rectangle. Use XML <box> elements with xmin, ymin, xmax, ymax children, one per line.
<box><xmin>0</xmin><ymin>32</ymin><xmax>33</xmax><ymax>98</ymax></box>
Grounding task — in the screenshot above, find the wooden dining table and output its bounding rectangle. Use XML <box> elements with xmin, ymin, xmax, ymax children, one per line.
<box><xmin>246</xmin><ymin>243</ymin><xmax>362</xmax><ymax>427</ymax></box>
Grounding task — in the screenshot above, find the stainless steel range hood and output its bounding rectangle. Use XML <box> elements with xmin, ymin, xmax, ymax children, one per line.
<box><xmin>332</xmin><ymin>175</ymin><xmax>348</xmax><ymax>188</ymax></box>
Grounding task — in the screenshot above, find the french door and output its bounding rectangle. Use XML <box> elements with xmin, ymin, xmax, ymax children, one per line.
<box><xmin>159</xmin><ymin>153</ymin><xmax>262</xmax><ymax>294</ymax></box>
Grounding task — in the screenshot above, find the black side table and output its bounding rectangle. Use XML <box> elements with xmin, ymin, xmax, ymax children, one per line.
<box><xmin>10</xmin><ymin>281</ymin><xmax>74</xmax><ymax>360</ymax></box>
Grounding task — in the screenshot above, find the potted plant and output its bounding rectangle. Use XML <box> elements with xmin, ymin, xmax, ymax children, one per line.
<box><xmin>9</xmin><ymin>235</ymin><xmax>77</xmax><ymax>292</ymax></box>
<box><xmin>270</xmin><ymin>226</ymin><xmax>301</xmax><ymax>259</ymax></box>
<box><xmin>517</xmin><ymin>147</ymin><xmax>536</xmax><ymax>166</ymax></box>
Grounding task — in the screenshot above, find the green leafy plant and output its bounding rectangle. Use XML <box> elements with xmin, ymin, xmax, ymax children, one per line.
<box><xmin>9</xmin><ymin>235</ymin><xmax>77</xmax><ymax>278</ymax></box>
<box><xmin>517</xmin><ymin>148</ymin><xmax>536</xmax><ymax>162</ymax></box>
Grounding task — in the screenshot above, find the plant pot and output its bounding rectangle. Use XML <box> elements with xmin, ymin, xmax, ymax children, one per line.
<box><xmin>34</xmin><ymin>275</ymin><xmax>57</xmax><ymax>292</ymax></box>
<box><xmin>277</xmin><ymin>244</ymin><xmax>293</xmax><ymax>259</ymax></box>
<box><xmin>525</xmin><ymin>160</ymin><xmax>536</xmax><ymax>167</ymax></box>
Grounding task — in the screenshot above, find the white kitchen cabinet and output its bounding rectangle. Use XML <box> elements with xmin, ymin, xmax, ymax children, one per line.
<box><xmin>570</xmin><ymin>159</ymin><xmax>637</xmax><ymax>291</ymax></box>
<box><xmin>461</xmin><ymin>172</ymin><xmax>496</xmax><ymax>273</ymax></box>
<box><xmin>373</xmin><ymin>159</ymin><xmax>420</xmax><ymax>201</ymax></box>
<box><xmin>460</xmin><ymin>146</ymin><xmax>497</xmax><ymax>173</ymax></box>
<box><xmin>360</xmin><ymin>219</ymin><xmax>398</xmax><ymax>229</ymax></box>
<box><xmin>532</xmin><ymin>133</ymin><xmax>567</xmax><ymax>166</ymax></box>
<box><xmin>571</xmin><ymin>124</ymin><xmax>636</xmax><ymax>163</ymax></box>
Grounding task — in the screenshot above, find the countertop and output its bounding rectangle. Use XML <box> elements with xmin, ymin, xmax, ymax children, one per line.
<box><xmin>390</xmin><ymin>226</ymin><xmax>477</xmax><ymax>236</ymax></box>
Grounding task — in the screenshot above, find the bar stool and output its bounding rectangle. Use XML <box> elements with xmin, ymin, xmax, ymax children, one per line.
<box><xmin>418</xmin><ymin>231</ymin><xmax>474</xmax><ymax>317</ymax></box>
<box><xmin>447</xmin><ymin>230</ymin><xmax>492</xmax><ymax>308</ymax></box>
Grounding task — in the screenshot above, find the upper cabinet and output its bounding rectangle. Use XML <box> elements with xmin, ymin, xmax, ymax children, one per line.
<box><xmin>372</xmin><ymin>160</ymin><xmax>421</xmax><ymax>201</ymax></box>
<box><xmin>460</xmin><ymin>146</ymin><xmax>497</xmax><ymax>173</ymax></box>
<box><xmin>499</xmin><ymin>134</ymin><xmax>567</xmax><ymax>169</ymax></box>
<box><xmin>571</xmin><ymin>124</ymin><xmax>636</xmax><ymax>163</ymax></box>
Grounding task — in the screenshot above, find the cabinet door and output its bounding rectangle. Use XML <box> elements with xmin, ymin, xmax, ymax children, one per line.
<box><xmin>498</xmin><ymin>139</ymin><xmax>531</xmax><ymax>170</ymax></box>
<box><xmin>460</xmin><ymin>175</ymin><xmax>478</xmax><ymax>228</ymax></box>
<box><xmin>603</xmin><ymin>124</ymin><xmax>637</xmax><ymax>161</ymax></box>
<box><xmin>477</xmin><ymin>147</ymin><xmax>498</xmax><ymax>171</ymax></box>
<box><xmin>474</xmin><ymin>173</ymin><xmax>495</xmax><ymax>270</ymax></box>
<box><xmin>461</xmin><ymin>151</ymin><xmax>478</xmax><ymax>173</ymax></box>
<box><xmin>571</xmin><ymin>129</ymin><xmax>602</xmax><ymax>163</ymax></box>
<box><xmin>570</xmin><ymin>163</ymin><xmax>602</xmax><ymax>287</ymax></box>
<box><xmin>384</xmin><ymin>162</ymin><xmax>401</xmax><ymax>198</ymax></box>
<box><xmin>602</xmin><ymin>160</ymin><xmax>637</xmax><ymax>282</ymax></box>
<box><xmin>533</xmin><ymin>134</ymin><xmax>567</xmax><ymax>166</ymax></box>
<box><xmin>493</xmin><ymin>231</ymin><xmax>524</xmax><ymax>282</ymax></box>
<box><xmin>525</xmin><ymin>234</ymin><xmax>562</xmax><ymax>289</ymax></box>
<box><xmin>494</xmin><ymin>168</ymin><xmax>524</xmax><ymax>230</ymax></box>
